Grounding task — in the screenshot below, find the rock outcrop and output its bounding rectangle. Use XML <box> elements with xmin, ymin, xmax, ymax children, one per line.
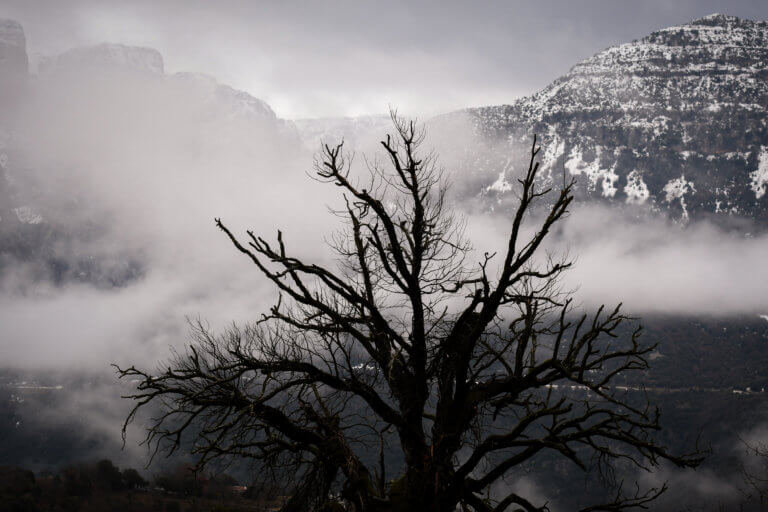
<box><xmin>445</xmin><ymin>14</ymin><xmax>768</xmax><ymax>222</ymax></box>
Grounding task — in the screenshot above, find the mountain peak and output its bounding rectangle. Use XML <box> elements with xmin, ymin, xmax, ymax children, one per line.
<box><xmin>691</xmin><ymin>13</ymin><xmax>740</xmax><ymax>24</ymax></box>
<box><xmin>688</xmin><ymin>13</ymin><xmax>758</xmax><ymax>28</ymax></box>
<box><xmin>641</xmin><ymin>12</ymin><xmax>768</xmax><ymax>49</ymax></box>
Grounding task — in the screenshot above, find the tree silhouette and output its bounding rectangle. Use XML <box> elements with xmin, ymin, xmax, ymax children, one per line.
<box><xmin>118</xmin><ymin>114</ymin><xmax>701</xmax><ymax>512</ymax></box>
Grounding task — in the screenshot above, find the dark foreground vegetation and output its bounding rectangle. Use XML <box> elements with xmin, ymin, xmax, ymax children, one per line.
<box><xmin>0</xmin><ymin>460</ymin><xmax>285</xmax><ymax>512</ymax></box>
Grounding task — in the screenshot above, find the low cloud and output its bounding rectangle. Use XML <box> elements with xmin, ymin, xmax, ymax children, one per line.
<box><xmin>1</xmin><ymin>67</ymin><xmax>339</xmax><ymax>370</ymax></box>
<box><xmin>558</xmin><ymin>205</ymin><xmax>768</xmax><ymax>316</ymax></box>
<box><xmin>459</xmin><ymin>203</ymin><xmax>768</xmax><ymax>317</ymax></box>
<box><xmin>3</xmin><ymin>76</ymin><xmax>768</xmax><ymax>372</ymax></box>
<box><xmin>1</xmin><ymin>64</ymin><xmax>768</xmax><ymax>477</ymax></box>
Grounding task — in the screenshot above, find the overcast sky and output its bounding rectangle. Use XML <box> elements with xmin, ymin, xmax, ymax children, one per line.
<box><xmin>3</xmin><ymin>0</ymin><xmax>768</xmax><ymax>118</ymax></box>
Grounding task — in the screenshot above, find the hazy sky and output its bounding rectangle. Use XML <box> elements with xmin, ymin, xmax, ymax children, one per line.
<box><xmin>3</xmin><ymin>0</ymin><xmax>768</xmax><ymax>118</ymax></box>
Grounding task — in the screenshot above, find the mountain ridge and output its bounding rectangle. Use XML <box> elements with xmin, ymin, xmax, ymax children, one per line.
<box><xmin>450</xmin><ymin>13</ymin><xmax>768</xmax><ymax>222</ymax></box>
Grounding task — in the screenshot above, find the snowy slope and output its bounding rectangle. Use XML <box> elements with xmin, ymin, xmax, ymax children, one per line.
<box><xmin>439</xmin><ymin>14</ymin><xmax>768</xmax><ymax>222</ymax></box>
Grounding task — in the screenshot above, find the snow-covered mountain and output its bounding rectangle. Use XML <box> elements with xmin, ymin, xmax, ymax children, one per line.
<box><xmin>3</xmin><ymin>12</ymin><xmax>768</xmax><ymax>290</ymax></box>
<box><xmin>446</xmin><ymin>14</ymin><xmax>768</xmax><ymax>222</ymax></box>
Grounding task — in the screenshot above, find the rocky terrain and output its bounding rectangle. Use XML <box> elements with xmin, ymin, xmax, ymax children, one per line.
<box><xmin>296</xmin><ymin>15</ymin><xmax>768</xmax><ymax>224</ymax></box>
<box><xmin>448</xmin><ymin>14</ymin><xmax>768</xmax><ymax>222</ymax></box>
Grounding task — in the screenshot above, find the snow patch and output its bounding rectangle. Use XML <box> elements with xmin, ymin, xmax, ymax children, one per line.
<box><xmin>749</xmin><ymin>147</ymin><xmax>768</xmax><ymax>199</ymax></box>
<box><xmin>623</xmin><ymin>171</ymin><xmax>649</xmax><ymax>205</ymax></box>
<box><xmin>488</xmin><ymin>169</ymin><xmax>512</xmax><ymax>193</ymax></box>
<box><xmin>602</xmin><ymin>165</ymin><xmax>619</xmax><ymax>198</ymax></box>
<box><xmin>13</xmin><ymin>206</ymin><xmax>43</xmax><ymax>224</ymax></box>
<box><xmin>663</xmin><ymin>175</ymin><xmax>696</xmax><ymax>221</ymax></box>
<box><xmin>651</xmin><ymin>116</ymin><xmax>670</xmax><ymax>137</ymax></box>
<box><xmin>541</xmin><ymin>135</ymin><xmax>565</xmax><ymax>169</ymax></box>
<box><xmin>564</xmin><ymin>146</ymin><xmax>616</xmax><ymax>197</ymax></box>
<box><xmin>663</xmin><ymin>175</ymin><xmax>696</xmax><ymax>203</ymax></box>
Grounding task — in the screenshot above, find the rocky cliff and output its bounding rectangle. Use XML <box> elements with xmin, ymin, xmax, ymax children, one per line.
<box><xmin>452</xmin><ymin>14</ymin><xmax>768</xmax><ymax>223</ymax></box>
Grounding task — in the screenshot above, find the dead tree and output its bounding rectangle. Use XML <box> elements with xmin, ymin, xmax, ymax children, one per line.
<box><xmin>117</xmin><ymin>114</ymin><xmax>701</xmax><ymax>512</ymax></box>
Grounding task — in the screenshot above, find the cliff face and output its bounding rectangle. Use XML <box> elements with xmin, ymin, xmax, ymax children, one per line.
<box><xmin>449</xmin><ymin>14</ymin><xmax>768</xmax><ymax>222</ymax></box>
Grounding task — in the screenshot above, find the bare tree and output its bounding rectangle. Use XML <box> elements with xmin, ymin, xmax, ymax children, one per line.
<box><xmin>739</xmin><ymin>437</ymin><xmax>768</xmax><ymax>506</ymax></box>
<box><xmin>117</xmin><ymin>114</ymin><xmax>701</xmax><ymax>512</ymax></box>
